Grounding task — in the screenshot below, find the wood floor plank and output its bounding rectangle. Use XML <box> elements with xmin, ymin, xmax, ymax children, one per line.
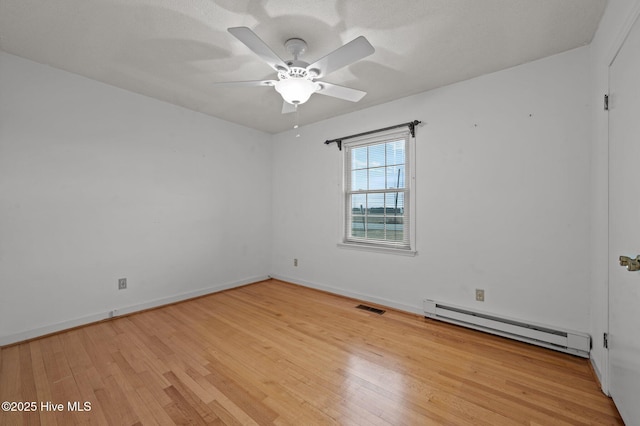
<box><xmin>203</xmin><ymin>361</ymin><xmax>280</xmax><ymax>424</ymax></box>
<box><xmin>162</xmin><ymin>384</ymin><xmax>208</xmax><ymax>426</ymax></box>
<box><xmin>29</xmin><ymin>340</ymin><xmax>56</xmax><ymax>426</ymax></box>
<box><xmin>162</xmin><ymin>371</ymin><xmax>220</xmax><ymax>424</ymax></box>
<box><xmin>71</xmin><ymin>368</ymin><xmax>110</xmax><ymax>426</ymax></box>
<box><xmin>0</xmin><ymin>279</ymin><xmax>622</xmax><ymax>425</ymax></box>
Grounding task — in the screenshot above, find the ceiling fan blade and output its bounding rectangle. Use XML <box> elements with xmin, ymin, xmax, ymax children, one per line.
<box><xmin>282</xmin><ymin>101</ymin><xmax>298</xmax><ymax>114</ymax></box>
<box><xmin>316</xmin><ymin>82</ymin><xmax>367</xmax><ymax>102</ymax></box>
<box><xmin>307</xmin><ymin>36</ymin><xmax>374</xmax><ymax>78</ymax></box>
<box><xmin>228</xmin><ymin>27</ymin><xmax>290</xmax><ymax>72</ymax></box>
<box><xmin>213</xmin><ymin>80</ymin><xmax>276</xmax><ymax>87</ymax></box>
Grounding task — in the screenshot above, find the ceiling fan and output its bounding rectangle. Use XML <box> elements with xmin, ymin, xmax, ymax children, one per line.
<box><xmin>217</xmin><ymin>27</ymin><xmax>375</xmax><ymax>114</ymax></box>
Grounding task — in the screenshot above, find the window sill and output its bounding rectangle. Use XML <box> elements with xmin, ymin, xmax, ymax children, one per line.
<box><xmin>337</xmin><ymin>242</ymin><xmax>417</xmax><ymax>257</ymax></box>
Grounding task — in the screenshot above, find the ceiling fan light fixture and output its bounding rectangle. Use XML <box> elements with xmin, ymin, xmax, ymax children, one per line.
<box><xmin>275</xmin><ymin>77</ymin><xmax>318</xmax><ymax>105</ymax></box>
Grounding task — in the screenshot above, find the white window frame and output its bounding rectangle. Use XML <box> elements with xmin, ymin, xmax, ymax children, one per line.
<box><xmin>338</xmin><ymin>128</ymin><xmax>417</xmax><ymax>256</ymax></box>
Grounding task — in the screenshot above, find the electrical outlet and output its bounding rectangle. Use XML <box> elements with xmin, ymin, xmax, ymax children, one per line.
<box><xmin>294</xmin><ymin>258</ymin><xmax>298</xmax><ymax>267</ymax></box>
<box><xmin>118</xmin><ymin>278</ymin><xmax>127</xmax><ymax>290</ymax></box>
<box><xmin>475</xmin><ymin>289</ymin><xmax>485</xmax><ymax>302</ymax></box>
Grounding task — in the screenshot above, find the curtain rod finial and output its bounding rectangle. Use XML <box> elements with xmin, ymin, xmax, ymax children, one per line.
<box><xmin>324</xmin><ymin>139</ymin><xmax>342</xmax><ymax>150</ymax></box>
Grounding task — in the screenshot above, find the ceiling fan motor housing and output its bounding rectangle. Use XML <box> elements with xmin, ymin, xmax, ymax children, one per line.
<box><xmin>284</xmin><ymin>38</ymin><xmax>307</xmax><ymax>59</ymax></box>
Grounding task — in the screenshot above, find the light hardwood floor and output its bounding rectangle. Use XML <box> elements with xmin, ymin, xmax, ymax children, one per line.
<box><xmin>0</xmin><ymin>279</ymin><xmax>622</xmax><ymax>425</ymax></box>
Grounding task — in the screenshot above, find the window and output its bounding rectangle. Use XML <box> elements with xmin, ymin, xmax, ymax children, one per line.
<box><xmin>341</xmin><ymin>129</ymin><xmax>416</xmax><ymax>254</ymax></box>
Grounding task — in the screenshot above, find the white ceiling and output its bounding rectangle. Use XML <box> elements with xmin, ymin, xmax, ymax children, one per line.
<box><xmin>0</xmin><ymin>0</ymin><xmax>607</xmax><ymax>134</ymax></box>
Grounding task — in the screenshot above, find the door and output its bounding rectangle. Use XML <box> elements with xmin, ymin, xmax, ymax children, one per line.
<box><xmin>608</xmin><ymin>11</ymin><xmax>640</xmax><ymax>426</ymax></box>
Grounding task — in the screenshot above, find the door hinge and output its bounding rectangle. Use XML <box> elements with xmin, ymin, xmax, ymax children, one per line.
<box><xmin>604</xmin><ymin>332</ymin><xmax>609</xmax><ymax>349</ymax></box>
<box><xmin>604</xmin><ymin>94</ymin><xmax>609</xmax><ymax>111</ymax></box>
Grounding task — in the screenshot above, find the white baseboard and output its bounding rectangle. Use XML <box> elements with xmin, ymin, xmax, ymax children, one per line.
<box><xmin>270</xmin><ymin>274</ymin><xmax>423</xmax><ymax>316</ymax></box>
<box><xmin>0</xmin><ymin>275</ymin><xmax>269</xmax><ymax>347</ymax></box>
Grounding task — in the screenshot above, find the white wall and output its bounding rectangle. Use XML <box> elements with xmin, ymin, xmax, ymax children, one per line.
<box><xmin>0</xmin><ymin>52</ymin><xmax>272</xmax><ymax>345</ymax></box>
<box><xmin>271</xmin><ymin>46</ymin><xmax>592</xmax><ymax>333</ymax></box>
<box><xmin>588</xmin><ymin>0</ymin><xmax>640</xmax><ymax>392</ymax></box>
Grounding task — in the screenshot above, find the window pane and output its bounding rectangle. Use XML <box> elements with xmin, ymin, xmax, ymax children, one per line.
<box><xmin>351</xmin><ymin>216</ymin><xmax>365</xmax><ymax>237</ymax></box>
<box><xmin>350</xmin><ymin>193</ymin><xmax>366</xmax><ymax>238</ymax></box>
<box><xmin>366</xmin><ymin>215</ymin><xmax>385</xmax><ymax>240</ymax></box>
<box><xmin>368</xmin><ymin>167</ymin><xmax>385</xmax><ymax>190</ymax></box>
<box><xmin>352</xmin><ymin>146</ymin><xmax>367</xmax><ymax>170</ymax></box>
<box><xmin>351</xmin><ymin>169</ymin><xmax>367</xmax><ymax>191</ymax></box>
<box><xmin>385</xmin><ymin>217</ymin><xmax>404</xmax><ymax>241</ymax></box>
<box><xmin>366</xmin><ymin>193</ymin><xmax>384</xmax><ymax>240</ymax></box>
<box><xmin>367</xmin><ymin>193</ymin><xmax>384</xmax><ymax>215</ymax></box>
<box><xmin>368</xmin><ymin>143</ymin><xmax>385</xmax><ymax>168</ymax></box>
<box><xmin>386</xmin><ymin>140</ymin><xmax>405</xmax><ymax>166</ymax></box>
<box><xmin>386</xmin><ymin>165</ymin><xmax>405</xmax><ymax>189</ymax></box>
<box><xmin>384</xmin><ymin>192</ymin><xmax>404</xmax><ymax>215</ymax></box>
<box><xmin>397</xmin><ymin>192</ymin><xmax>405</xmax><ymax>212</ymax></box>
<box><xmin>351</xmin><ymin>194</ymin><xmax>366</xmax><ymax>213</ymax></box>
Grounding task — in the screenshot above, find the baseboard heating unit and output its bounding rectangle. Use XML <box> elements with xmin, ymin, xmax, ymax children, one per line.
<box><xmin>423</xmin><ymin>299</ymin><xmax>590</xmax><ymax>358</ymax></box>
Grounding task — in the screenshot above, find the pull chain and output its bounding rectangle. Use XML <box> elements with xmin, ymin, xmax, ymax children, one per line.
<box><xmin>294</xmin><ymin>104</ymin><xmax>300</xmax><ymax>137</ymax></box>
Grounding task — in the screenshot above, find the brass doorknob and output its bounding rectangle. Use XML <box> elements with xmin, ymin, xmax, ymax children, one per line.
<box><xmin>619</xmin><ymin>255</ymin><xmax>640</xmax><ymax>271</ymax></box>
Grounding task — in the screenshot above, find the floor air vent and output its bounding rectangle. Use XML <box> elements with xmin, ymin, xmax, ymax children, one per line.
<box><xmin>356</xmin><ymin>304</ymin><xmax>386</xmax><ymax>315</ymax></box>
<box><xmin>423</xmin><ymin>299</ymin><xmax>590</xmax><ymax>358</ymax></box>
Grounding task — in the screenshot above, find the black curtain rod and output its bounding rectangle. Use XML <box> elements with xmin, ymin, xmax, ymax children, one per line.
<box><xmin>324</xmin><ymin>120</ymin><xmax>421</xmax><ymax>151</ymax></box>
